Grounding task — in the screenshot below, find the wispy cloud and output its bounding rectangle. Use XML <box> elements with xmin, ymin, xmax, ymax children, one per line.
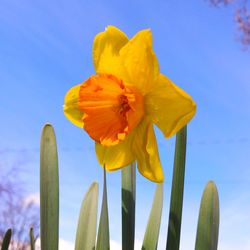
<box><xmin>23</xmin><ymin>192</ymin><xmax>40</xmax><ymax>207</ymax></box>
<box><xmin>36</xmin><ymin>238</ymin><xmax>74</xmax><ymax>250</ymax></box>
<box><xmin>110</xmin><ymin>239</ymin><xmax>142</xmax><ymax>250</ymax></box>
<box><xmin>36</xmin><ymin>238</ymin><xmax>141</xmax><ymax>250</ymax></box>
<box><xmin>59</xmin><ymin>238</ymin><xmax>74</xmax><ymax>250</ymax></box>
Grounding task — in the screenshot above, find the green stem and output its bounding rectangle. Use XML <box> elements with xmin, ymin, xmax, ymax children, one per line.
<box><xmin>122</xmin><ymin>162</ymin><xmax>136</xmax><ymax>250</ymax></box>
<box><xmin>166</xmin><ymin>126</ymin><xmax>187</xmax><ymax>250</ymax></box>
<box><xmin>96</xmin><ymin>168</ymin><xmax>110</xmax><ymax>250</ymax></box>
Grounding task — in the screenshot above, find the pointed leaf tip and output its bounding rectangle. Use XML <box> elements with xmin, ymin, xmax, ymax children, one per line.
<box><xmin>1</xmin><ymin>229</ymin><xmax>12</xmax><ymax>250</ymax></box>
<box><xmin>195</xmin><ymin>181</ymin><xmax>219</xmax><ymax>250</ymax></box>
<box><xmin>75</xmin><ymin>182</ymin><xmax>99</xmax><ymax>250</ymax></box>
<box><xmin>30</xmin><ymin>227</ymin><xmax>35</xmax><ymax>250</ymax></box>
<box><xmin>142</xmin><ymin>183</ymin><xmax>163</xmax><ymax>250</ymax></box>
<box><xmin>40</xmin><ymin>123</ymin><xmax>59</xmax><ymax>250</ymax></box>
<box><xmin>96</xmin><ymin>169</ymin><xmax>110</xmax><ymax>250</ymax></box>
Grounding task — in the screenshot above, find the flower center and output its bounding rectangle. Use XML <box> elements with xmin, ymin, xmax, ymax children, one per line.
<box><xmin>78</xmin><ymin>74</ymin><xmax>144</xmax><ymax>146</ymax></box>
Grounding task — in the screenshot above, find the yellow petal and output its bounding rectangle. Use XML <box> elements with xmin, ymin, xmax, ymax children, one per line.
<box><xmin>145</xmin><ymin>74</ymin><xmax>196</xmax><ymax>138</ymax></box>
<box><xmin>93</xmin><ymin>26</ymin><xmax>128</xmax><ymax>76</ymax></box>
<box><xmin>133</xmin><ymin>118</ymin><xmax>164</xmax><ymax>183</ymax></box>
<box><xmin>63</xmin><ymin>84</ymin><xmax>84</xmax><ymax>128</ymax></box>
<box><xmin>95</xmin><ymin>132</ymin><xmax>135</xmax><ymax>171</ymax></box>
<box><xmin>119</xmin><ymin>29</ymin><xmax>159</xmax><ymax>94</ymax></box>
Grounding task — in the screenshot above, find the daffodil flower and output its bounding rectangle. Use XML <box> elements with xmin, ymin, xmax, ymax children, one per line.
<box><xmin>64</xmin><ymin>26</ymin><xmax>196</xmax><ymax>183</ymax></box>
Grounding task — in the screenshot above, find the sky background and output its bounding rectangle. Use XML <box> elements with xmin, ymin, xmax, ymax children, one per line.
<box><xmin>1</xmin><ymin>0</ymin><xmax>250</xmax><ymax>249</ymax></box>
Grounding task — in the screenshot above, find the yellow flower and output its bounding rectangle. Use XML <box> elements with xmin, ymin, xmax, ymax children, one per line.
<box><xmin>63</xmin><ymin>26</ymin><xmax>196</xmax><ymax>183</ymax></box>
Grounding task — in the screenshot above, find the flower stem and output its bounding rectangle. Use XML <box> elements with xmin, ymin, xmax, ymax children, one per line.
<box><xmin>166</xmin><ymin>126</ymin><xmax>187</xmax><ymax>250</ymax></box>
<box><xmin>122</xmin><ymin>162</ymin><xmax>136</xmax><ymax>250</ymax></box>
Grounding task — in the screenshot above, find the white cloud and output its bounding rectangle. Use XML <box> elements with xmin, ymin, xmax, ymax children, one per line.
<box><xmin>219</xmin><ymin>241</ymin><xmax>250</xmax><ymax>250</ymax></box>
<box><xmin>110</xmin><ymin>240</ymin><xmax>121</xmax><ymax>250</ymax></box>
<box><xmin>36</xmin><ymin>238</ymin><xmax>74</xmax><ymax>250</ymax></box>
<box><xmin>59</xmin><ymin>238</ymin><xmax>74</xmax><ymax>250</ymax></box>
<box><xmin>134</xmin><ymin>239</ymin><xmax>143</xmax><ymax>250</ymax></box>
<box><xmin>35</xmin><ymin>237</ymin><xmax>140</xmax><ymax>250</ymax></box>
<box><xmin>110</xmin><ymin>239</ymin><xmax>142</xmax><ymax>250</ymax></box>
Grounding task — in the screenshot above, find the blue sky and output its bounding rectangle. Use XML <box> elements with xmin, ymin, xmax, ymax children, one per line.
<box><xmin>1</xmin><ymin>0</ymin><xmax>250</xmax><ymax>249</ymax></box>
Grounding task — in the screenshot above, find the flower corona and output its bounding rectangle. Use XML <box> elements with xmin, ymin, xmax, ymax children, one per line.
<box><xmin>78</xmin><ymin>74</ymin><xmax>144</xmax><ymax>146</ymax></box>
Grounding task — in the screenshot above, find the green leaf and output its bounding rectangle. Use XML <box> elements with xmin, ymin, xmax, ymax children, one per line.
<box><xmin>1</xmin><ymin>229</ymin><xmax>11</xmax><ymax>250</ymax></box>
<box><xmin>142</xmin><ymin>184</ymin><xmax>163</xmax><ymax>250</ymax></box>
<box><xmin>195</xmin><ymin>181</ymin><xmax>219</xmax><ymax>250</ymax></box>
<box><xmin>29</xmin><ymin>227</ymin><xmax>35</xmax><ymax>250</ymax></box>
<box><xmin>166</xmin><ymin>126</ymin><xmax>187</xmax><ymax>250</ymax></box>
<box><xmin>122</xmin><ymin>162</ymin><xmax>136</xmax><ymax>250</ymax></box>
<box><xmin>75</xmin><ymin>182</ymin><xmax>99</xmax><ymax>250</ymax></box>
<box><xmin>40</xmin><ymin>124</ymin><xmax>59</xmax><ymax>250</ymax></box>
<box><xmin>96</xmin><ymin>168</ymin><xmax>110</xmax><ymax>250</ymax></box>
